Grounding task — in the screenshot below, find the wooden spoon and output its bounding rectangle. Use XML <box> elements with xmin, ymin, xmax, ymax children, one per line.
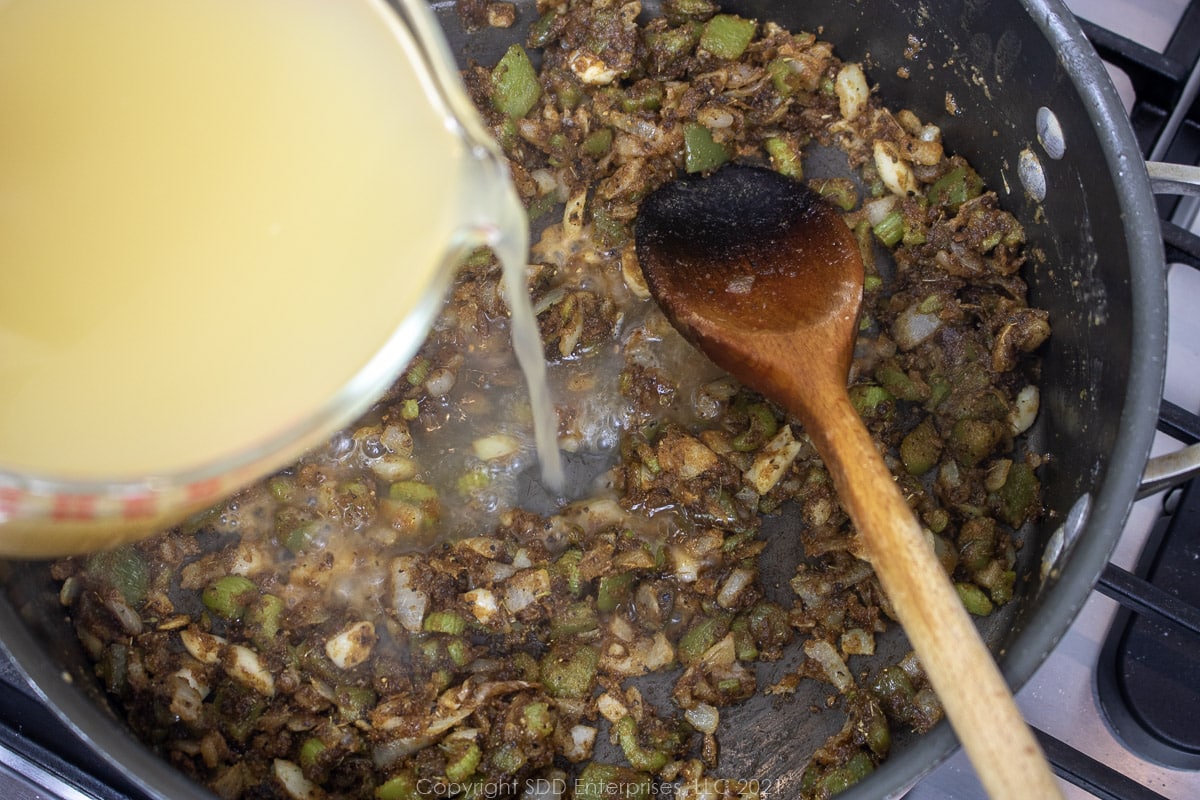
<box><xmin>634</xmin><ymin>164</ymin><xmax>1062</xmax><ymax>800</ymax></box>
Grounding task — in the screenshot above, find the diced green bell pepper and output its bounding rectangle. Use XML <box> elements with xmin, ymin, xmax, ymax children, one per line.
<box><xmin>699</xmin><ymin>14</ymin><xmax>757</xmax><ymax>59</ymax></box>
<box><xmin>683</xmin><ymin>123</ymin><xmax>729</xmax><ymax>173</ymax></box>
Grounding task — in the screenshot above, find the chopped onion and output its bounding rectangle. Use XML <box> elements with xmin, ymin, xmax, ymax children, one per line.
<box><xmin>180</xmin><ymin>628</ymin><xmax>225</xmax><ymax>665</ymax></box>
<box><xmin>227</xmin><ymin>644</ymin><xmax>275</xmax><ymax>697</ymax></box>
<box><xmin>103</xmin><ymin>593</ymin><xmax>144</xmax><ymax>636</ymax></box>
<box><xmin>472</xmin><ymin>433</ymin><xmax>521</xmax><ymax>461</ymax></box>
<box><xmin>684</xmin><ymin>703</ymin><xmax>720</xmax><ymax>735</ymax></box>
<box><xmin>697</xmin><ymin>106</ymin><xmax>735</xmax><ymax>129</ymax></box>
<box><xmin>743</xmin><ymin>425</ymin><xmax>804</xmax><ymax>494</ymax></box>
<box><xmin>862</xmin><ymin>195</ymin><xmax>898</xmax><ymax>227</ymax></box>
<box><xmin>1009</xmin><ymin>385</ymin><xmax>1040</xmax><ymax>434</ymax></box>
<box><xmin>893</xmin><ymin>302</ymin><xmax>943</xmax><ymax>350</ymax></box>
<box><xmin>803</xmin><ymin>638</ymin><xmax>854</xmax><ymax>692</ymax></box>
<box><xmin>502</xmin><ymin>568</ymin><xmax>550</xmax><ymax>613</ymax></box>
<box><xmin>464</xmin><ymin>588</ymin><xmax>499</xmax><ymax>623</ymax></box>
<box><xmin>273</xmin><ymin>759</ymin><xmax>319</xmax><ymax>800</ymax></box>
<box><xmin>324</xmin><ymin>621</ymin><xmax>376</xmax><ymax>670</ymax></box>
<box><xmin>840</xmin><ymin>627</ymin><xmax>875</xmax><ymax>656</ymax></box>
<box><xmin>700</xmin><ymin>633</ymin><xmax>737</xmax><ymax>669</ymax></box>
<box><xmin>873</xmin><ymin>140</ymin><xmax>919</xmax><ymax>196</ymax></box>
<box><xmin>716</xmin><ymin>567</ymin><xmax>755</xmax><ymax>609</ymax></box>
<box><xmin>597</xmin><ymin>692</ymin><xmax>629</xmax><ymax>723</ymax></box>
<box><xmin>563</xmin><ymin>725</ymin><xmax>597</xmax><ymax>761</ymax></box>
<box><xmin>391</xmin><ymin>558</ymin><xmax>428</xmax><ymax>633</ymax></box>
<box><xmin>372</xmin><ymin>737</ymin><xmax>436</xmax><ymax>770</ymax></box>
<box><xmin>424</xmin><ymin>367</ymin><xmax>456</xmax><ymax>398</ymax></box>
<box><xmin>835</xmin><ymin>62</ymin><xmax>869</xmax><ymax>122</ymax></box>
<box><xmin>169</xmin><ymin>666</ymin><xmax>209</xmax><ymax>723</ymax></box>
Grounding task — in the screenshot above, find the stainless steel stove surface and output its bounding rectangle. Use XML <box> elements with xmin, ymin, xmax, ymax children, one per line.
<box><xmin>0</xmin><ymin>2</ymin><xmax>1198</xmax><ymax>799</ymax></box>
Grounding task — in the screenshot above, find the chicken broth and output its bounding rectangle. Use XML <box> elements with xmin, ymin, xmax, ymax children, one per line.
<box><xmin>0</xmin><ymin>0</ymin><xmax>469</xmax><ymax>478</ymax></box>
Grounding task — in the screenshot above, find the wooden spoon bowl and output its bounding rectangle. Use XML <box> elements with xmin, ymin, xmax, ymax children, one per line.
<box><xmin>635</xmin><ymin>164</ymin><xmax>1062</xmax><ymax>800</ymax></box>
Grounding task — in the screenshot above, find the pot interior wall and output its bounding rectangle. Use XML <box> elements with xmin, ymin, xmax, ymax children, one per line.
<box><xmin>0</xmin><ymin>1</ymin><xmax>1162</xmax><ymax>799</ymax></box>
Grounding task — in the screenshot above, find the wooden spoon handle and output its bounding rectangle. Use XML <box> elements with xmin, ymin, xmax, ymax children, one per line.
<box><xmin>806</xmin><ymin>389</ymin><xmax>1062</xmax><ymax>800</ymax></box>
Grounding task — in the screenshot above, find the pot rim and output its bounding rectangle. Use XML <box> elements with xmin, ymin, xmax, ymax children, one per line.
<box><xmin>0</xmin><ymin>1</ymin><xmax>1171</xmax><ymax>798</ymax></box>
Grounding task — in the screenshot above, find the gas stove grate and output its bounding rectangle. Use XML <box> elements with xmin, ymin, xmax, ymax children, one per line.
<box><xmin>1078</xmin><ymin>2</ymin><xmax>1200</xmax><ymax>160</ymax></box>
<box><xmin>1072</xmin><ymin>0</ymin><xmax>1200</xmax><ymax>789</ymax></box>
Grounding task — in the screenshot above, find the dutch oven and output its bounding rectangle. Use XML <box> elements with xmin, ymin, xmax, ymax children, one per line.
<box><xmin>0</xmin><ymin>0</ymin><xmax>1181</xmax><ymax>798</ymax></box>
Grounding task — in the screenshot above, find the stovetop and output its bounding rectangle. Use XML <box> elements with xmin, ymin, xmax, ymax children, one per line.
<box><xmin>0</xmin><ymin>2</ymin><xmax>1197</xmax><ymax>799</ymax></box>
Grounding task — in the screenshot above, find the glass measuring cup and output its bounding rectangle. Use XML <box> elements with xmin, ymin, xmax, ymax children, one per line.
<box><xmin>0</xmin><ymin>0</ymin><xmax>541</xmax><ymax>557</ymax></box>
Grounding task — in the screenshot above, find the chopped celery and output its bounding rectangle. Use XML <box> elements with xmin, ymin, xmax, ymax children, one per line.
<box><xmin>731</xmin><ymin>402</ymin><xmax>778</xmax><ymax>452</ymax></box>
<box><xmin>284</xmin><ymin>519</ymin><xmax>322</xmax><ymax>554</ymax></box>
<box><xmin>442</xmin><ymin>737</ymin><xmax>482</xmax><ymax>783</ymax></box>
<box><xmin>202</xmin><ymin>575</ymin><xmax>258</xmax><ymax>621</ymax></box>
<box><xmin>490</xmin><ymin>45</ymin><xmax>541</xmax><ymax>119</ymax></box>
<box><xmin>900</xmin><ymin>418</ymin><xmax>943</xmax><ymax>476</ymax></box>
<box><xmin>596</xmin><ymin>571</ymin><xmax>636</xmax><ymax>612</ymax></box>
<box><xmin>388</xmin><ymin>480</ymin><xmax>438</xmax><ymax>504</ymax></box>
<box><xmin>554</xmin><ymin>548</ymin><xmax>586</xmax><ymax>597</ymax></box>
<box><xmin>298</xmin><ymin>737</ymin><xmax>327</xmax><ymax>770</ymax></box>
<box><xmin>423</xmin><ymin>609</ymin><xmax>467</xmax><ymax>635</ymax></box>
<box><xmin>85</xmin><ymin>545</ymin><xmax>149</xmax><ymax>606</ymax></box>
<box><xmin>645</xmin><ymin>23</ymin><xmax>701</xmax><ymax>64</ymax></box>
<box><xmin>949</xmin><ymin>418</ymin><xmax>1001</xmax><ymax>467</ymax></box>
<box><xmin>730</xmin><ymin>617</ymin><xmax>758</xmax><ymax>661</ymax></box>
<box><xmin>375</xmin><ymin>772</ymin><xmax>420</xmax><ymax>800</ymax></box>
<box><xmin>334</xmin><ymin>685</ymin><xmax>377</xmax><ymax>723</ymax></box>
<box><xmin>955</xmin><ymin>582</ymin><xmax>995</xmax><ymax>616</ymax></box>
<box><xmin>526</xmin><ymin>191</ymin><xmax>558</xmax><ymax>222</ymax></box>
<box><xmin>849</xmin><ymin>384</ymin><xmax>892</xmax><ymax>417</ymax></box>
<box><xmin>957</xmin><ymin>517</ymin><xmax>997</xmax><ymax>573</ymax></box>
<box><xmin>528</xmin><ymin>9</ymin><xmax>561</xmax><ymax>48</ymax></box>
<box><xmin>995</xmin><ymin>460</ymin><xmax>1040</xmax><ymax>528</ymax></box>
<box><xmin>404</xmin><ymin>357</ymin><xmax>430</xmax><ymax>386</ymax></box>
<box><xmin>677</xmin><ymin>614</ymin><xmax>731</xmax><ymax>666</ymax></box>
<box><xmin>522</xmin><ymin>701</ymin><xmax>555</xmax><ymax>738</ymax></box>
<box><xmin>575</xmin><ymin>764</ymin><xmax>652</xmax><ymax>800</ymax></box>
<box><xmin>267</xmin><ymin>475</ymin><xmax>298</xmax><ymax>504</ymax></box>
<box><xmin>664</xmin><ymin>0</ymin><xmax>718</xmax><ymax>22</ymax></box>
<box><xmin>592</xmin><ymin>207</ymin><xmax>629</xmax><ymax>247</ymax></box>
<box><xmin>764</xmin><ymin>136</ymin><xmax>802</xmax><ymax>179</ymax></box>
<box><xmin>928</xmin><ymin>164</ymin><xmax>984</xmax><ymax>211</ymax></box>
<box><xmin>875</xmin><ymin>362</ymin><xmax>928</xmax><ymax>402</ymax></box>
<box><xmin>614</xmin><ymin>716</ymin><xmax>670</xmax><ymax>773</ymax></box>
<box><xmin>582</xmin><ymin>127</ymin><xmax>614</xmax><ymax>157</ymax></box>
<box><xmin>540</xmin><ymin>643</ymin><xmax>599</xmax><ymax>698</ymax></box>
<box><xmin>490</xmin><ymin>741</ymin><xmax>526</xmax><ymax>774</ymax></box>
<box><xmin>767</xmin><ymin>57</ymin><xmax>799</xmax><ymax>96</ymax></box>
<box><xmin>248</xmin><ymin>593</ymin><xmax>284</xmax><ymax>646</ymax></box>
<box><xmin>872</xmin><ymin>210</ymin><xmax>904</xmax><ymax>247</ymax></box>
<box><xmin>808</xmin><ymin>177</ymin><xmax>858</xmax><ymax>211</ymax></box>
<box><xmin>620</xmin><ymin>81</ymin><xmax>664</xmax><ymax>112</ymax></box>
<box><xmin>551</xmin><ymin>600</ymin><xmax>599</xmax><ymax>636</ymax></box>
<box><xmin>805</xmin><ymin>750</ymin><xmax>875</xmax><ymax>796</ymax></box>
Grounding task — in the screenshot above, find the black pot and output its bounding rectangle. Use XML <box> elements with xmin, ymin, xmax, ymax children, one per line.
<box><xmin>0</xmin><ymin>1</ymin><xmax>1167</xmax><ymax>798</ymax></box>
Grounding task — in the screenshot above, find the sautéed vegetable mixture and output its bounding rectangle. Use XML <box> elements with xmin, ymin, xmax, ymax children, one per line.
<box><xmin>54</xmin><ymin>2</ymin><xmax>1050</xmax><ymax>798</ymax></box>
